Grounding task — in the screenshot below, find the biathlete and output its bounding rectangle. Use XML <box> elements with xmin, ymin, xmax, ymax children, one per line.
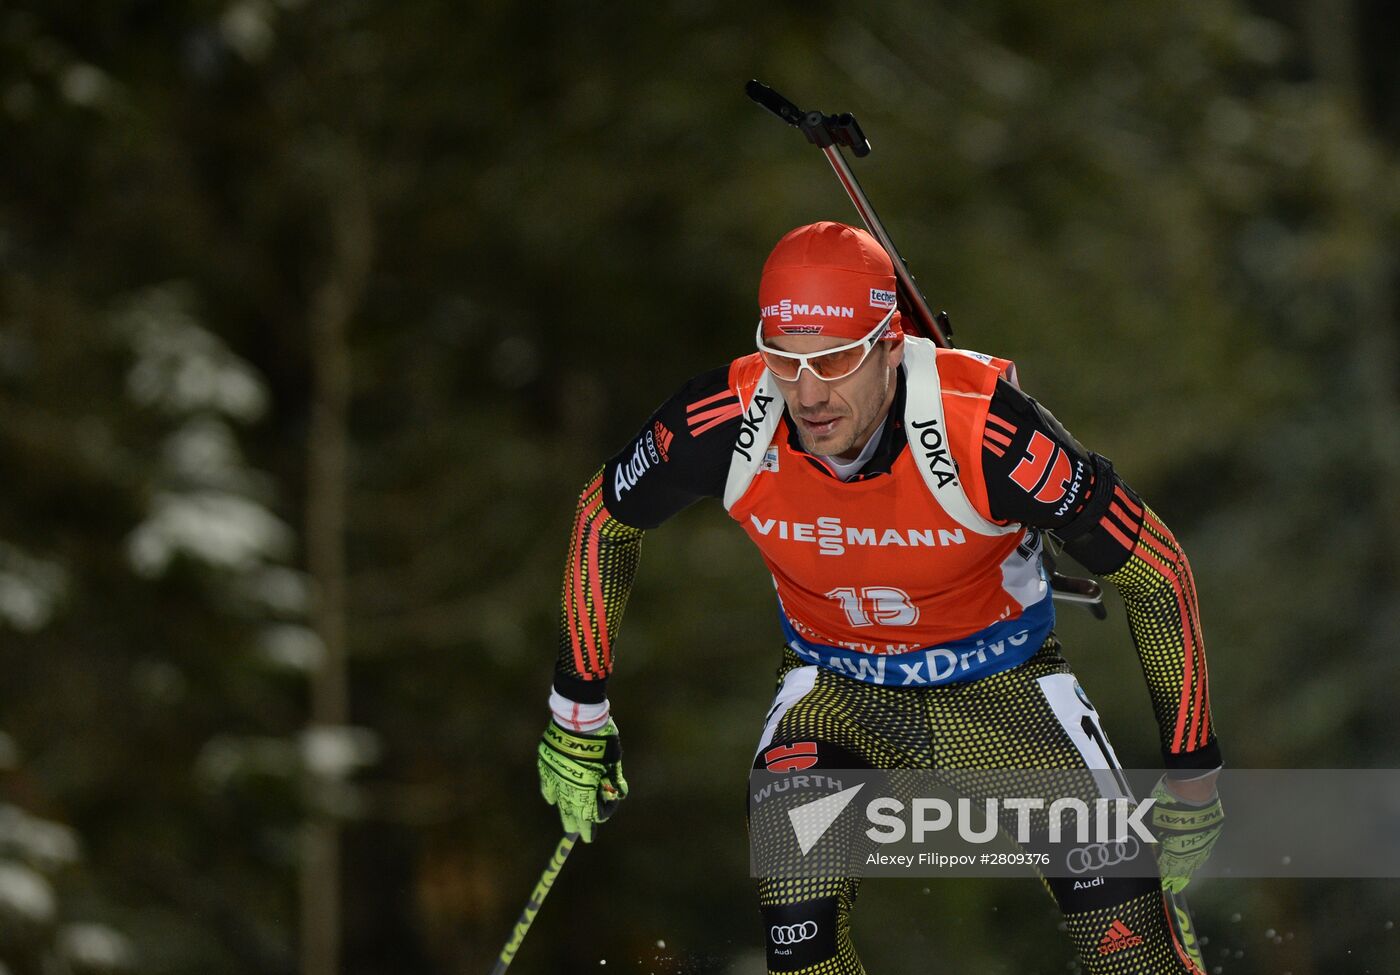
<box><xmin>536</xmin><ymin>221</ymin><xmax>1223</xmax><ymax>973</ymax></box>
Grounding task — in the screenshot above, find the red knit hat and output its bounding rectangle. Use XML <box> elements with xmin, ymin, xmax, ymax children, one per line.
<box><xmin>759</xmin><ymin>221</ymin><xmax>902</xmax><ymax>341</ymax></box>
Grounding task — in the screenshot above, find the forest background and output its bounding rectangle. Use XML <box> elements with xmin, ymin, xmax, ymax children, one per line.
<box><xmin>1</xmin><ymin>1</ymin><xmax>1398</xmax><ymax>973</ymax></box>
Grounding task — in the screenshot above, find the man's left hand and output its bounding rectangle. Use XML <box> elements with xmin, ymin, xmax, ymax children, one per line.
<box><xmin>1151</xmin><ymin>774</ymin><xmax>1224</xmax><ymax>893</ymax></box>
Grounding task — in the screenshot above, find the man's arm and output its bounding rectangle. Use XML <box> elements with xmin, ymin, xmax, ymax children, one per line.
<box><xmin>978</xmin><ymin>378</ymin><xmax>1221</xmax><ymax>773</ymax></box>
<box><xmin>550</xmin><ymin>364</ymin><xmax>739</xmax><ymax>730</ymax></box>
<box><xmin>539</xmin><ymin>365</ymin><xmax>741</xmax><ymax>840</ymax></box>
<box><xmin>551</xmin><ymin>469</ymin><xmax>647</xmax><ymax>730</ymax></box>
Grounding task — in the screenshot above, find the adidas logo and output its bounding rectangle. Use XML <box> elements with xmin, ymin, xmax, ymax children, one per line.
<box><xmin>1097</xmin><ymin>919</ymin><xmax>1144</xmax><ymax>956</ymax></box>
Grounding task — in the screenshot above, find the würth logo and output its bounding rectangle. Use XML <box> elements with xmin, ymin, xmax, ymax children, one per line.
<box><xmin>1009</xmin><ymin>430</ymin><xmax>1081</xmax><ymax>509</ymax></box>
<box><xmin>1097</xmin><ymin>919</ymin><xmax>1144</xmax><ymax>956</ymax></box>
<box><xmin>764</xmin><ymin>741</ymin><xmax>818</xmax><ymax>772</ymax></box>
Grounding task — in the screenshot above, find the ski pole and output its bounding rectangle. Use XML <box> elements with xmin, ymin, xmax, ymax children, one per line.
<box><xmin>487</xmin><ymin>832</ymin><xmax>579</xmax><ymax>975</ymax></box>
<box><xmin>1165</xmin><ymin>887</ymin><xmax>1208</xmax><ymax>974</ymax></box>
<box><xmin>745</xmin><ymin>79</ymin><xmax>952</xmax><ymax>349</ymax></box>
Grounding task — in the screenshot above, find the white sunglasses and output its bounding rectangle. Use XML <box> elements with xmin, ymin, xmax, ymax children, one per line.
<box><xmin>755</xmin><ymin>304</ymin><xmax>897</xmax><ymax>382</ymax></box>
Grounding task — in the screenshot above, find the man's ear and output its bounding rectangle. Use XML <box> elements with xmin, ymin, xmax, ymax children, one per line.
<box><xmin>886</xmin><ymin>334</ymin><xmax>906</xmax><ymax>369</ymax></box>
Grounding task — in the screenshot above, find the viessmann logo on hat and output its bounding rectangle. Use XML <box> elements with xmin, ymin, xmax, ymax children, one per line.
<box><xmin>760</xmin><ymin>298</ymin><xmax>857</xmax><ymax>324</ymax></box>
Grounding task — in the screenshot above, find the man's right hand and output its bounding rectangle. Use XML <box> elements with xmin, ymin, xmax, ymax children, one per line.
<box><xmin>1151</xmin><ymin>775</ymin><xmax>1224</xmax><ymax>893</ymax></box>
<box><xmin>537</xmin><ymin>719</ymin><xmax>628</xmax><ymax>842</ymax></box>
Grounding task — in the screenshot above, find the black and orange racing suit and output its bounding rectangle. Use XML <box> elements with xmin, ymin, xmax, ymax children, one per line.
<box><xmin>551</xmin><ymin>355</ymin><xmax>1219</xmax><ymax>975</ymax></box>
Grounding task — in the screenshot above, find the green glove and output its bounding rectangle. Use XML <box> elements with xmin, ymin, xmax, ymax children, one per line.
<box><xmin>1151</xmin><ymin>777</ymin><xmax>1224</xmax><ymax>893</ymax></box>
<box><xmin>537</xmin><ymin>719</ymin><xmax>628</xmax><ymax>842</ymax></box>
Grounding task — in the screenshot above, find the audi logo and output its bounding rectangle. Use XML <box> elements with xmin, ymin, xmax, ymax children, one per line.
<box><xmin>1065</xmin><ymin>837</ymin><xmax>1140</xmax><ymax>874</ymax></box>
<box><xmin>770</xmin><ymin>921</ymin><xmax>819</xmax><ymax>945</ymax></box>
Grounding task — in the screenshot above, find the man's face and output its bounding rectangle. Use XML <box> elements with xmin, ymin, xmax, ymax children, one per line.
<box><xmin>766</xmin><ymin>334</ymin><xmax>905</xmax><ymax>461</ymax></box>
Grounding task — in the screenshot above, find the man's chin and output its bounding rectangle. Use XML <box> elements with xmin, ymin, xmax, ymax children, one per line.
<box><xmin>798</xmin><ymin>427</ymin><xmax>854</xmax><ymax>458</ymax></box>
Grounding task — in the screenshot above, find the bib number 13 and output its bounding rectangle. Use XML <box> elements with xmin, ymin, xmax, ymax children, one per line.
<box><xmin>825</xmin><ymin>586</ymin><xmax>919</xmax><ymax>627</ymax></box>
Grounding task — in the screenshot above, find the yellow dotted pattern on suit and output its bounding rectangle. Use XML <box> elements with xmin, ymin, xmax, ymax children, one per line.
<box><xmin>1104</xmin><ymin>506</ymin><xmax>1214</xmax><ymax>758</ymax></box>
<box><xmin>770</xmin><ymin>639</ymin><xmax>1079</xmax><ymax>768</ymax></box>
<box><xmin>769</xmin><ymin>651</ymin><xmax>927</xmax><ymax>766</ymax></box>
<box><xmin>555</xmin><ymin>468</ymin><xmax>645</xmax><ymax>684</ymax></box>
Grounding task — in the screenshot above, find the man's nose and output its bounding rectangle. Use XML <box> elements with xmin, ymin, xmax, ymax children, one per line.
<box><xmin>796</xmin><ymin>367</ymin><xmax>829</xmax><ymax>407</ymax></box>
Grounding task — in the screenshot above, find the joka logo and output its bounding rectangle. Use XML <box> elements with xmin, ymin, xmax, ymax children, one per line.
<box><xmin>734</xmin><ymin>391</ymin><xmax>775</xmax><ymax>462</ymax></box>
<box><xmin>909</xmin><ymin>419</ymin><xmax>958</xmax><ymax>489</ymax></box>
<box><xmin>1009</xmin><ymin>431</ymin><xmax>1082</xmax><ymax>508</ymax></box>
<box><xmin>764</xmin><ymin>741</ymin><xmax>819</xmax><ymax>772</ymax></box>
<box><xmin>770</xmin><ymin>922</ymin><xmax>818</xmax><ymax>946</ymax></box>
<box><xmin>1097</xmin><ymin>919</ymin><xmax>1144</xmax><ymax>956</ymax></box>
<box><xmin>788</xmin><ymin>784</ymin><xmax>864</xmax><ymax>855</ymax></box>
